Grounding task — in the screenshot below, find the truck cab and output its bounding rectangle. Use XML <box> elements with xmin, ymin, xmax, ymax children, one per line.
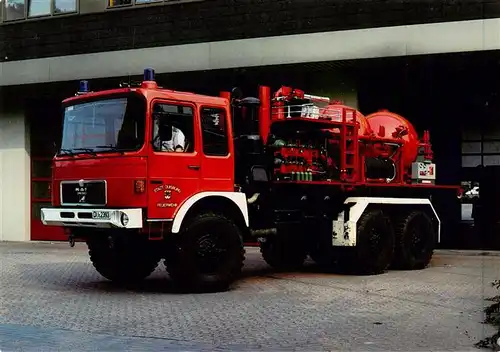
<box><xmin>42</xmin><ymin>69</ymin><xmax>249</xmax><ymax>291</ymax></box>
<box><xmin>43</xmin><ymin>70</ymin><xmax>247</xmax><ymax>233</ymax></box>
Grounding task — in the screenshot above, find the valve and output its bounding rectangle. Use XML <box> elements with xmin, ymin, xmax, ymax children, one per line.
<box><xmin>392</xmin><ymin>125</ymin><xmax>408</xmax><ymax>138</ymax></box>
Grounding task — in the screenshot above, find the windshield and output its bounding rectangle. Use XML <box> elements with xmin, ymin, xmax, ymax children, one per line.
<box><xmin>59</xmin><ymin>94</ymin><xmax>146</xmax><ymax>155</ymax></box>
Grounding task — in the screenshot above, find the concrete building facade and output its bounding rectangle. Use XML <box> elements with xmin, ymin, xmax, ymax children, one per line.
<box><xmin>1</xmin><ymin>0</ymin><xmax>499</xmax><ymax>242</ymax></box>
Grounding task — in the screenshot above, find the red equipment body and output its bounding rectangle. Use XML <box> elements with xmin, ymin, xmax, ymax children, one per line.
<box><xmin>321</xmin><ymin>103</ymin><xmax>373</xmax><ymax>137</ymax></box>
<box><xmin>39</xmin><ymin>72</ymin><xmax>461</xmax><ymax>293</ymax></box>
<box><xmin>265</xmin><ymin>85</ymin><xmax>442</xmax><ymax>186</ymax></box>
<box><xmin>365</xmin><ymin>109</ymin><xmax>420</xmax><ymax>171</ymax></box>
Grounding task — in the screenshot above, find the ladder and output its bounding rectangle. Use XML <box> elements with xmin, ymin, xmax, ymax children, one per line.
<box><xmin>339</xmin><ymin>108</ymin><xmax>359</xmax><ymax>182</ymax></box>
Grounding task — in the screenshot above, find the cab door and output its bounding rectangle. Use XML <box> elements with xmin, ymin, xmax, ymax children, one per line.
<box><xmin>147</xmin><ymin>100</ymin><xmax>201</xmax><ymax>219</ymax></box>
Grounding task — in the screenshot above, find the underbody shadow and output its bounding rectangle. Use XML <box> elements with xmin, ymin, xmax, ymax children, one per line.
<box><xmin>19</xmin><ymin>256</ymin><xmax>355</xmax><ymax>295</ymax></box>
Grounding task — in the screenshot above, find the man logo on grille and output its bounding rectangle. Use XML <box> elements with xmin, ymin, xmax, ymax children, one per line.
<box><xmin>79</xmin><ymin>193</ymin><xmax>87</xmax><ymax>203</ymax></box>
<box><xmin>76</xmin><ymin>179</ymin><xmax>87</xmax><ymax>203</ymax></box>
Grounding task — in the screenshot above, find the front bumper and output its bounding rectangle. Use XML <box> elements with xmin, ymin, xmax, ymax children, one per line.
<box><xmin>40</xmin><ymin>208</ymin><xmax>143</xmax><ymax>229</ymax></box>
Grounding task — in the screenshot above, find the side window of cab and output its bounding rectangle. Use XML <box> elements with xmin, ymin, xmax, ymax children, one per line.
<box><xmin>200</xmin><ymin>107</ymin><xmax>229</xmax><ymax>156</ymax></box>
<box><xmin>152</xmin><ymin>102</ymin><xmax>195</xmax><ymax>153</ymax></box>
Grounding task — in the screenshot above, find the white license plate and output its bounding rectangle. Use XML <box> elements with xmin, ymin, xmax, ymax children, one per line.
<box><xmin>92</xmin><ymin>211</ymin><xmax>111</xmax><ymax>220</ymax></box>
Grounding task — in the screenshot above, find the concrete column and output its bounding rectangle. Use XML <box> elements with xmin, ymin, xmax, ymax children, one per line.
<box><xmin>0</xmin><ymin>108</ymin><xmax>31</xmax><ymax>241</ymax></box>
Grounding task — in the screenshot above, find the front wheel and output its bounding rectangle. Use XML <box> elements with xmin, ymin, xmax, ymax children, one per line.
<box><xmin>87</xmin><ymin>234</ymin><xmax>160</xmax><ymax>285</ymax></box>
<box><xmin>165</xmin><ymin>212</ymin><xmax>245</xmax><ymax>292</ymax></box>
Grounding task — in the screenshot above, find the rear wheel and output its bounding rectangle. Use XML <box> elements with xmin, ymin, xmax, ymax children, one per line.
<box><xmin>165</xmin><ymin>212</ymin><xmax>245</xmax><ymax>292</ymax></box>
<box><xmin>335</xmin><ymin>208</ymin><xmax>395</xmax><ymax>275</ymax></box>
<box><xmin>392</xmin><ymin>210</ymin><xmax>436</xmax><ymax>270</ymax></box>
<box><xmin>260</xmin><ymin>236</ymin><xmax>307</xmax><ymax>271</ymax></box>
<box><xmin>87</xmin><ymin>234</ymin><xmax>160</xmax><ymax>285</ymax></box>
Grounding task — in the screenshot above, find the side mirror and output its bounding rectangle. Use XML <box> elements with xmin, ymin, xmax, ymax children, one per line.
<box><xmin>158</xmin><ymin>123</ymin><xmax>172</xmax><ymax>141</ymax></box>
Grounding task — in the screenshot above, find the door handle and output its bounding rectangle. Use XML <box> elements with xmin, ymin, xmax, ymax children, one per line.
<box><xmin>188</xmin><ymin>165</ymin><xmax>200</xmax><ymax>170</ymax></box>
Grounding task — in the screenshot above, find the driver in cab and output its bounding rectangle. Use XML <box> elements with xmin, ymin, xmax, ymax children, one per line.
<box><xmin>153</xmin><ymin>107</ymin><xmax>187</xmax><ymax>153</ymax></box>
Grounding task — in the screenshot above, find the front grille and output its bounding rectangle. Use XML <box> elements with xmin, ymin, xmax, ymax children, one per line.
<box><xmin>61</xmin><ymin>181</ymin><xmax>106</xmax><ymax>206</ymax></box>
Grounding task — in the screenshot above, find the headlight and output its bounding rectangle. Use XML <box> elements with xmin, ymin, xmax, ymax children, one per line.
<box><xmin>120</xmin><ymin>213</ymin><xmax>129</xmax><ymax>226</ymax></box>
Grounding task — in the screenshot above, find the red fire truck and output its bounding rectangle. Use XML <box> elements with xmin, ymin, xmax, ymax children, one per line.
<box><xmin>41</xmin><ymin>68</ymin><xmax>461</xmax><ymax>292</ymax></box>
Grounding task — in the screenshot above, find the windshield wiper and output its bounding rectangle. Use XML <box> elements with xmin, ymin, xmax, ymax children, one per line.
<box><xmin>95</xmin><ymin>144</ymin><xmax>116</xmax><ymax>149</ymax></box>
<box><xmin>95</xmin><ymin>145</ymin><xmax>135</xmax><ymax>155</ymax></box>
<box><xmin>72</xmin><ymin>148</ymin><xmax>97</xmax><ymax>156</ymax></box>
<box><xmin>58</xmin><ymin>149</ymin><xmax>75</xmax><ymax>157</ymax></box>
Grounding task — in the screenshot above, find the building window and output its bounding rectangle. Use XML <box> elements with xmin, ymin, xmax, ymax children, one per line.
<box><xmin>54</xmin><ymin>0</ymin><xmax>76</xmax><ymax>13</ymax></box>
<box><xmin>4</xmin><ymin>0</ymin><xmax>77</xmax><ymax>21</ymax></box>
<box><xmin>5</xmin><ymin>0</ymin><xmax>25</xmax><ymax>21</ymax></box>
<box><xmin>109</xmin><ymin>0</ymin><xmax>132</xmax><ymax>6</ymax></box>
<box><xmin>108</xmin><ymin>0</ymin><xmax>165</xmax><ymax>7</ymax></box>
<box><xmin>28</xmin><ymin>0</ymin><xmax>50</xmax><ymax>17</ymax></box>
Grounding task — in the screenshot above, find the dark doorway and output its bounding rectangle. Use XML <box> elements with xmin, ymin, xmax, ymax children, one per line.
<box><xmin>26</xmin><ymin>97</ymin><xmax>65</xmax><ymax>241</ymax></box>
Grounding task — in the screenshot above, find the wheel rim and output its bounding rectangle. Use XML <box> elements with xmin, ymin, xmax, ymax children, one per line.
<box><xmin>409</xmin><ymin>218</ymin><xmax>432</xmax><ymax>259</ymax></box>
<box><xmin>368</xmin><ymin>225</ymin><xmax>388</xmax><ymax>254</ymax></box>
<box><xmin>364</xmin><ymin>221</ymin><xmax>392</xmax><ymax>269</ymax></box>
<box><xmin>195</xmin><ymin>232</ymin><xmax>230</xmax><ymax>275</ymax></box>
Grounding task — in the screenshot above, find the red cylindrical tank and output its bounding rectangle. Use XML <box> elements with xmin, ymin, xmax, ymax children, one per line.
<box><xmin>321</xmin><ymin>104</ymin><xmax>372</xmax><ymax>136</ymax></box>
<box><xmin>365</xmin><ymin>109</ymin><xmax>419</xmax><ymax>170</ymax></box>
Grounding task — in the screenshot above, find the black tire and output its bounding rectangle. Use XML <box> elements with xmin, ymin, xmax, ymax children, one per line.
<box><xmin>87</xmin><ymin>235</ymin><xmax>160</xmax><ymax>285</ymax></box>
<box><xmin>392</xmin><ymin>210</ymin><xmax>436</xmax><ymax>270</ymax></box>
<box><xmin>335</xmin><ymin>208</ymin><xmax>395</xmax><ymax>275</ymax></box>
<box><xmin>260</xmin><ymin>237</ymin><xmax>307</xmax><ymax>271</ymax></box>
<box><xmin>164</xmin><ymin>212</ymin><xmax>245</xmax><ymax>292</ymax></box>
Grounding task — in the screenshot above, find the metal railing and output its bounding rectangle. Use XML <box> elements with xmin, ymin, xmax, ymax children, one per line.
<box><xmin>271</xmin><ymin>103</ymin><xmax>356</xmax><ymax>122</ymax></box>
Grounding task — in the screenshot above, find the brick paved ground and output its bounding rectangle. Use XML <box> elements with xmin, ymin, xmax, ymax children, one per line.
<box><xmin>0</xmin><ymin>241</ymin><xmax>498</xmax><ymax>351</ymax></box>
